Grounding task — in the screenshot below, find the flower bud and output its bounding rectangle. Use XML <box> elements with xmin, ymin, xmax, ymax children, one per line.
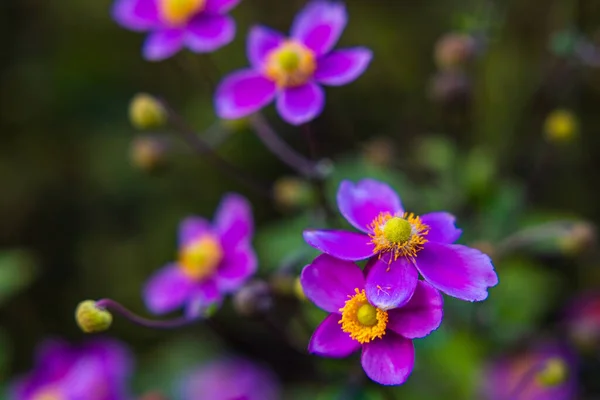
<box><xmin>434</xmin><ymin>33</ymin><xmax>476</xmax><ymax>70</ymax></box>
<box><xmin>130</xmin><ymin>135</ymin><xmax>169</xmax><ymax>173</ymax></box>
<box><xmin>535</xmin><ymin>357</ymin><xmax>568</xmax><ymax>387</ymax></box>
<box><xmin>220</xmin><ymin>116</ymin><xmax>251</xmax><ymax>133</ymax></box>
<box><xmin>129</xmin><ymin>93</ymin><xmax>166</xmax><ymax>130</ymax></box>
<box><xmin>75</xmin><ymin>300</ymin><xmax>112</xmax><ymax>333</ymax></box>
<box><xmin>272</xmin><ymin>177</ymin><xmax>315</xmax><ymax>211</ymax></box>
<box><xmin>544</xmin><ymin>109</ymin><xmax>578</xmax><ymax>143</ymax></box>
<box><xmin>558</xmin><ymin>222</ymin><xmax>596</xmax><ymax>255</ymax></box>
<box><xmin>232</xmin><ymin>280</ymin><xmax>273</xmax><ymax>317</ymax></box>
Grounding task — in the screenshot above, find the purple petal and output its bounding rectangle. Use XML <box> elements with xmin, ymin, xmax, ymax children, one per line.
<box><xmin>365</xmin><ymin>257</ymin><xmax>419</xmax><ymax>310</ymax></box>
<box><xmin>308</xmin><ymin>314</ymin><xmax>361</xmax><ymax>357</ymax></box>
<box><xmin>143</xmin><ymin>29</ymin><xmax>185</xmax><ymax>61</ymax></box>
<box><xmin>314</xmin><ymin>48</ymin><xmax>373</xmax><ymax>86</ymax></box>
<box><xmin>186</xmin><ymin>279</ymin><xmax>222</xmax><ymax>318</ymax></box>
<box><xmin>276</xmin><ymin>83</ymin><xmax>325</xmax><ymax>126</ymax></box>
<box><xmin>290</xmin><ymin>1</ymin><xmax>348</xmax><ymax>56</ymax></box>
<box><xmin>214</xmin><ymin>193</ymin><xmax>253</xmax><ymax>250</ymax></box>
<box><xmin>420</xmin><ymin>212</ymin><xmax>462</xmax><ymax>244</ymax></box>
<box><xmin>215</xmin><ymin>244</ymin><xmax>257</xmax><ymax>292</ymax></box>
<box><xmin>204</xmin><ymin>0</ymin><xmax>241</xmax><ymax>13</ymax></box>
<box><xmin>185</xmin><ymin>14</ymin><xmax>235</xmax><ymax>53</ymax></box>
<box><xmin>337</xmin><ymin>179</ymin><xmax>404</xmax><ymax>233</ymax></box>
<box><xmin>303</xmin><ymin>230</ymin><xmax>375</xmax><ymax>261</ymax></box>
<box><xmin>387</xmin><ymin>281</ymin><xmax>443</xmax><ymax>339</ymax></box>
<box><xmin>112</xmin><ymin>0</ymin><xmax>159</xmax><ymax>31</ymax></box>
<box><xmin>143</xmin><ymin>264</ymin><xmax>193</xmax><ymax>314</ymax></box>
<box><xmin>247</xmin><ymin>25</ymin><xmax>285</xmax><ymax>70</ymax></box>
<box><xmin>215</xmin><ymin>69</ymin><xmax>277</xmax><ymax>119</ymax></box>
<box><xmin>179</xmin><ymin>216</ymin><xmax>212</xmax><ymax>247</ymax></box>
<box><xmin>361</xmin><ymin>333</ymin><xmax>415</xmax><ymax>385</ymax></box>
<box><xmin>416</xmin><ymin>242</ymin><xmax>498</xmax><ymax>302</ymax></box>
<box><xmin>300</xmin><ymin>254</ymin><xmax>365</xmax><ymax>313</ymax></box>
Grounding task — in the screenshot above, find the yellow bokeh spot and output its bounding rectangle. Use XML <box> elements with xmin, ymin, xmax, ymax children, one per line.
<box><xmin>535</xmin><ymin>357</ymin><xmax>569</xmax><ymax>387</ymax></box>
<box><xmin>339</xmin><ymin>289</ymin><xmax>388</xmax><ymax>344</ymax></box>
<box><xmin>159</xmin><ymin>0</ymin><xmax>206</xmax><ymax>26</ymax></box>
<box><xmin>544</xmin><ymin>109</ymin><xmax>578</xmax><ymax>143</ymax></box>
<box><xmin>129</xmin><ymin>93</ymin><xmax>166</xmax><ymax>130</ymax></box>
<box><xmin>265</xmin><ymin>41</ymin><xmax>316</xmax><ymax>88</ymax></box>
<box><xmin>370</xmin><ymin>212</ymin><xmax>429</xmax><ymax>261</ymax></box>
<box><xmin>179</xmin><ymin>235</ymin><xmax>223</xmax><ymax>281</ymax></box>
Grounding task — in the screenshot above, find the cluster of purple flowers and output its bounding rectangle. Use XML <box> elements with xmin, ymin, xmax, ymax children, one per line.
<box><xmin>301</xmin><ymin>179</ymin><xmax>498</xmax><ymax>385</ymax></box>
<box><xmin>113</xmin><ymin>0</ymin><xmax>372</xmax><ymax>125</ymax></box>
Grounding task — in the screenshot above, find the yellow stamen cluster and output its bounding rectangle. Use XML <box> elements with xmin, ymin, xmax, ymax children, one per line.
<box><xmin>179</xmin><ymin>235</ymin><xmax>223</xmax><ymax>281</ymax></box>
<box><xmin>369</xmin><ymin>212</ymin><xmax>429</xmax><ymax>261</ymax></box>
<box><xmin>265</xmin><ymin>41</ymin><xmax>316</xmax><ymax>88</ymax></box>
<box><xmin>159</xmin><ymin>0</ymin><xmax>206</xmax><ymax>26</ymax></box>
<box><xmin>339</xmin><ymin>289</ymin><xmax>388</xmax><ymax>344</ymax></box>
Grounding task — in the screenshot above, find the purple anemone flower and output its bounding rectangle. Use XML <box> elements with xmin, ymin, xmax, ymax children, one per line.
<box><xmin>482</xmin><ymin>343</ymin><xmax>577</xmax><ymax>400</ymax></box>
<box><xmin>215</xmin><ymin>1</ymin><xmax>373</xmax><ymax>125</ymax></box>
<box><xmin>301</xmin><ymin>254</ymin><xmax>443</xmax><ymax>386</ymax></box>
<box><xmin>144</xmin><ymin>193</ymin><xmax>256</xmax><ymax>317</ymax></box>
<box><xmin>303</xmin><ymin>179</ymin><xmax>498</xmax><ymax>303</ymax></box>
<box><xmin>10</xmin><ymin>338</ymin><xmax>133</xmax><ymax>400</ymax></box>
<box><xmin>181</xmin><ymin>356</ymin><xmax>281</xmax><ymax>400</ymax></box>
<box><xmin>112</xmin><ymin>0</ymin><xmax>240</xmax><ymax>61</ymax></box>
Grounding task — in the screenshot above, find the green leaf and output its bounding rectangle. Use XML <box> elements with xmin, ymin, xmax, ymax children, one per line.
<box><xmin>0</xmin><ymin>249</ymin><xmax>37</xmax><ymax>306</ymax></box>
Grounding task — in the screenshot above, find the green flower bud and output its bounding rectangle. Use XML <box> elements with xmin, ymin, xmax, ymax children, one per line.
<box><xmin>75</xmin><ymin>300</ymin><xmax>112</xmax><ymax>333</ymax></box>
<box><xmin>129</xmin><ymin>93</ymin><xmax>166</xmax><ymax>130</ymax></box>
<box><xmin>535</xmin><ymin>357</ymin><xmax>569</xmax><ymax>387</ymax></box>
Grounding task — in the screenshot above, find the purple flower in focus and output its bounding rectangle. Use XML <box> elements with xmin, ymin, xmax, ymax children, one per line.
<box><xmin>303</xmin><ymin>179</ymin><xmax>498</xmax><ymax>303</ymax></box>
<box><xmin>301</xmin><ymin>254</ymin><xmax>443</xmax><ymax>385</ymax></box>
<box><xmin>482</xmin><ymin>343</ymin><xmax>577</xmax><ymax>400</ymax></box>
<box><xmin>112</xmin><ymin>0</ymin><xmax>240</xmax><ymax>61</ymax></box>
<box><xmin>10</xmin><ymin>338</ymin><xmax>133</xmax><ymax>400</ymax></box>
<box><xmin>144</xmin><ymin>193</ymin><xmax>256</xmax><ymax>317</ymax></box>
<box><xmin>215</xmin><ymin>1</ymin><xmax>373</xmax><ymax>125</ymax></box>
<box><xmin>181</xmin><ymin>356</ymin><xmax>280</xmax><ymax>400</ymax></box>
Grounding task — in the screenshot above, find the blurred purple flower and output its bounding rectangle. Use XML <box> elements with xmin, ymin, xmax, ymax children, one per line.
<box><xmin>10</xmin><ymin>338</ymin><xmax>133</xmax><ymax>400</ymax></box>
<box><xmin>565</xmin><ymin>292</ymin><xmax>600</xmax><ymax>349</ymax></box>
<box><xmin>181</xmin><ymin>356</ymin><xmax>280</xmax><ymax>400</ymax></box>
<box><xmin>215</xmin><ymin>1</ymin><xmax>372</xmax><ymax>125</ymax></box>
<box><xmin>112</xmin><ymin>0</ymin><xmax>240</xmax><ymax>61</ymax></box>
<box><xmin>482</xmin><ymin>343</ymin><xmax>577</xmax><ymax>400</ymax></box>
<box><xmin>144</xmin><ymin>193</ymin><xmax>256</xmax><ymax>318</ymax></box>
<box><xmin>303</xmin><ymin>179</ymin><xmax>498</xmax><ymax>303</ymax></box>
<box><xmin>301</xmin><ymin>254</ymin><xmax>443</xmax><ymax>385</ymax></box>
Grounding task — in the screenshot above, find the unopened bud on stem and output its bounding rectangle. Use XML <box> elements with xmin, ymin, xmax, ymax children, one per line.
<box><xmin>75</xmin><ymin>300</ymin><xmax>113</xmax><ymax>333</ymax></box>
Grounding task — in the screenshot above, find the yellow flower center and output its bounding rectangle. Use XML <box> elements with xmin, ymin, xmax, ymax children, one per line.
<box><xmin>339</xmin><ymin>289</ymin><xmax>388</xmax><ymax>344</ymax></box>
<box><xmin>179</xmin><ymin>235</ymin><xmax>223</xmax><ymax>281</ymax></box>
<box><xmin>370</xmin><ymin>212</ymin><xmax>429</xmax><ymax>261</ymax></box>
<box><xmin>265</xmin><ymin>41</ymin><xmax>316</xmax><ymax>88</ymax></box>
<box><xmin>32</xmin><ymin>387</ymin><xmax>62</xmax><ymax>400</ymax></box>
<box><xmin>159</xmin><ymin>0</ymin><xmax>206</xmax><ymax>26</ymax></box>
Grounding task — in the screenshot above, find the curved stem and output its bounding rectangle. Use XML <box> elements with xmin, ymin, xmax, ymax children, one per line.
<box><xmin>95</xmin><ymin>299</ymin><xmax>197</xmax><ymax>330</ymax></box>
<box><xmin>250</xmin><ymin>113</ymin><xmax>319</xmax><ymax>178</ymax></box>
<box><xmin>160</xmin><ymin>100</ymin><xmax>272</xmax><ymax>199</ymax></box>
<box><xmin>507</xmin><ymin>360</ymin><xmax>547</xmax><ymax>400</ymax></box>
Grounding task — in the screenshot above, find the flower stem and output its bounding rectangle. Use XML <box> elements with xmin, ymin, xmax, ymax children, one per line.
<box><xmin>160</xmin><ymin>100</ymin><xmax>272</xmax><ymax>198</ymax></box>
<box><xmin>95</xmin><ymin>299</ymin><xmax>197</xmax><ymax>329</ymax></box>
<box><xmin>250</xmin><ymin>113</ymin><xmax>321</xmax><ymax>178</ymax></box>
<box><xmin>507</xmin><ymin>360</ymin><xmax>547</xmax><ymax>400</ymax></box>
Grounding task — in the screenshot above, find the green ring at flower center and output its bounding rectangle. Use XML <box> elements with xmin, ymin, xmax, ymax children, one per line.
<box><xmin>382</xmin><ymin>217</ymin><xmax>412</xmax><ymax>244</ymax></box>
<box><xmin>356</xmin><ymin>303</ymin><xmax>378</xmax><ymax>326</ymax></box>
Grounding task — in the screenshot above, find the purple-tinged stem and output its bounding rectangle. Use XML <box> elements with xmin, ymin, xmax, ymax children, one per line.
<box><xmin>507</xmin><ymin>360</ymin><xmax>547</xmax><ymax>400</ymax></box>
<box><xmin>95</xmin><ymin>298</ymin><xmax>197</xmax><ymax>330</ymax></box>
<box><xmin>250</xmin><ymin>114</ymin><xmax>320</xmax><ymax>178</ymax></box>
<box><xmin>160</xmin><ymin>100</ymin><xmax>272</xmax><ymax>199</ymax></box>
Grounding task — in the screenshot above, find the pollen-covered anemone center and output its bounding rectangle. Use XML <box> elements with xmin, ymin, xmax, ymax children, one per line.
<box><xmin>179</xmin><ymin>235</ymin><xmax>223</xmax><ymax>281</ymax></box>
<box><xmin>370</xmin><ymin>212</ymin><xmax>429</xmax><ymax>261</ymax></box>
<box><xmin>32</xmin><ymin>386</ymin><xmax>62</xmax><ymax>400</ymax></box>
<box><xmin>339</xmin><ymin>289</ymin><xmax>388</xmax><ymax>344</ymax></box>
<box><xmin>159</xmin><ymin>0</ymin><xmax>206</xmax><ymax>26</ymax></box>
<box><xmin>265</xmin><ymin>41</ymin><xmax>316</xmax><ymax>88</ymax></box>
